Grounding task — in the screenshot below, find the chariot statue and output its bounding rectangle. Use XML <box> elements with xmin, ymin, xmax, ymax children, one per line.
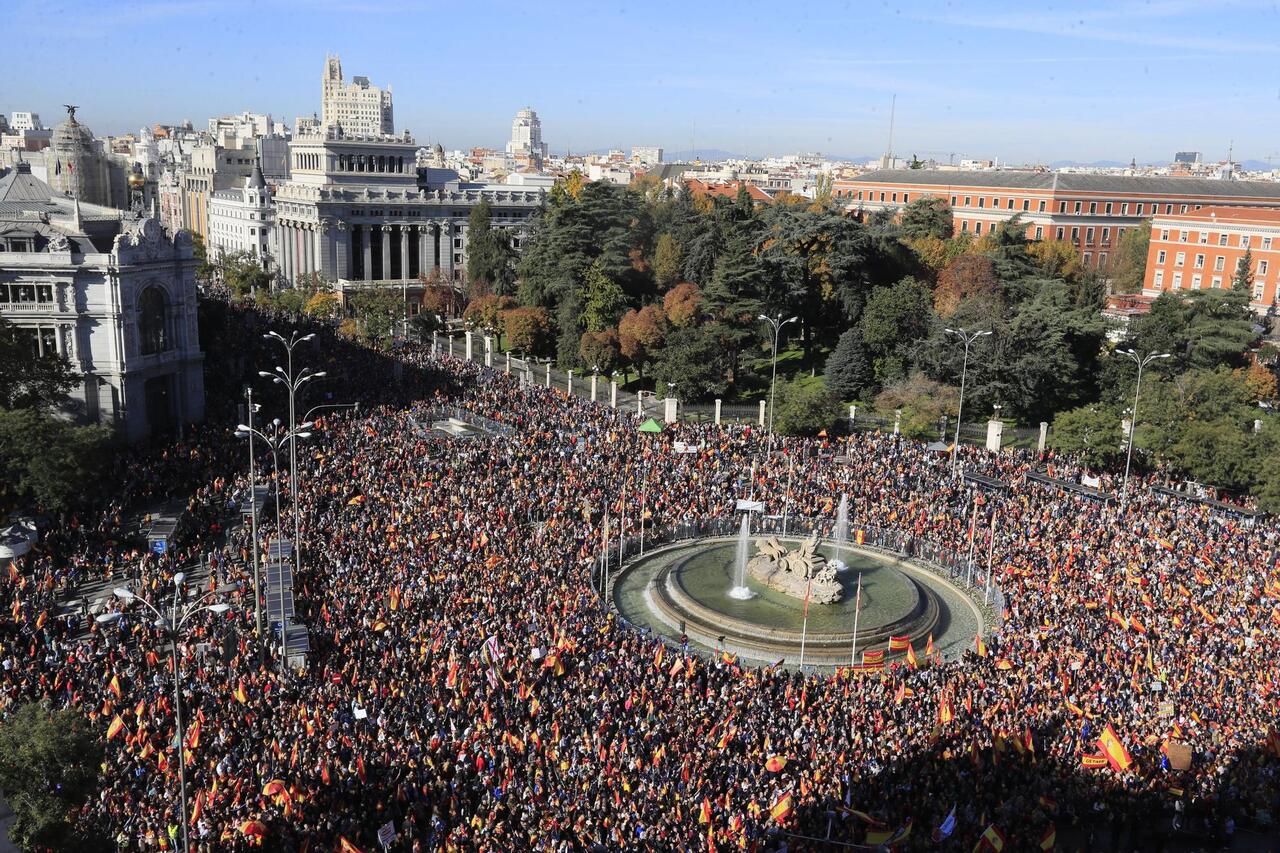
<box><xmin>747</xmin><ymin>534</ymin><xmax>842</xmax><ymax>603</ymax></box>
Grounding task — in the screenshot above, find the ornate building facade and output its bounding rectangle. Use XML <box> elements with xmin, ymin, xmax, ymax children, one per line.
<box><xmin>0</xmin><ymin>162</ymin><xmax>204</xmax><ymax>441</ymax></box>
<box><xmin>321</xmin><ymin>55</ymin><xmax>394</xmax><ymax>136</ymax></box>
<box><xmin>272</xmin><ymin>127</ymin><xmax>543</xmax><ymax>306</ymax></box>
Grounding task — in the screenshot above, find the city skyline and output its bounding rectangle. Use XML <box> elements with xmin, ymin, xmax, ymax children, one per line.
<box><xmin>8</xmin><ymin>0</ymin><xmax>1280</xmax><ymax>164</ymax></box>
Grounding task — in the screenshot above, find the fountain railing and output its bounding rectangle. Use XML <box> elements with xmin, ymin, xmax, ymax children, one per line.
<box><xmin>594</xmin><ymin>514</ymin><xmax>1006</xmax><ymax>634</ymax></box>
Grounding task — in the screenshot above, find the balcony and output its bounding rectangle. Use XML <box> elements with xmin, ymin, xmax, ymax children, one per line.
<box><xmin>0</xmin><ymin>300</ymin><xmax>63</xmax><ymax>313</ymax></box>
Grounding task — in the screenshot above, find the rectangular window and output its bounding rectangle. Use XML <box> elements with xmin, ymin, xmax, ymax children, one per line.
<box><xmin>1038</xmin><ymin>200</ymin><xmax>1046</xmax><ymax>212</ymax></box>
<box><xmin>964</xmin><ymin>196</ymin><xmax>971</xmax><ymax>206</ymax></box>
<box><xmin>1099</xmin><ymin>252</ymin><xmax>1108</xmax><ymax>268</ymax></box>
<box><xmin>891</xmin><ymin>193</ymin><xmax>898</xmax><ymax>202</ymax></box>
<box><xmin>1179</xmin><ymin>231</ymin><xmax>1188</xmax><ymax>243</ymax></box>
<box><xmin>1020</xmin><ymin>199</ymin><xmax>1027</xmax><ymax>211</ymax></box>
<box><xmin>1034</xmin><ymin>226</ymin><xmax>1043</xmax><ymax>239</ymax></box>
<box><xmin>1157</xmin><ymin>250</ymin><xmax>1167</xmax><ymax>263</ymax></box>
<box><xmin>1215</xmin><ymin>256</ymin><xmax>1225</xmax><ymax>271</ymax></box>
<box><xmin>992</xmin><ymin>198</ymin><xmax>999</xmax><ymax>207</ymax></box>
<box><xmin>1071</xmin><ymin>227</ymin><xmax>1080</xmax><ymax>242</ymax></box>
<box><xmin>1105</xmin><ymin>202</ymin><xmax>1113</xmax><ymax>214</ymax></box>
<box><xmin>1056</xmin><ymin>227</ymin><xmax>1065</xmax><ymax>240</ymax></box>
<box><xmin>1089</xmin><ymin>202</ymin><xmax>1097</xmax><ymax>214</ymax></box>
<box><xmin>1086</xmin><ymin>227</ymin><xmax>1095</xmax><ymax>243</ymax></box>
<box><xmin>1261</xmin><ymin>260</ymin><xmax>1270</xmax><ymax>275</ymax></box>
<box><xmin>1192</xmin><ymin>274</ymin><xmax>1202</xmax><ymax>289</ymax></box>
<box><xmin>1101</xmin><ymin>227</ymin><xmax>1110</xmax><ymax>244</ymax></box>
<box><xmin>1154</xmin><ymin>270</ymin><xmax>1165</xmax><ymax>287</ymax></box>
<box><xmin>1212</xmin><ymin>276</ymin><xmax>1222</xmax><ymax>288</ymax></box>
<box><xmin>1242</xmin><ymin>235</ymin><xmax>1251</xmax><ymax>248</ymax></box>
<box><xmin>1194</xmin><ymin>254</ymin><xmax>1205</xmax><ymax>268</ymax></box>
<box><xmin>1175</xmin><ymin>252</ymin><xmax>1185</xmax><ymax>267</ymax></box>
<box><xmin>902</xmin><ymin>194</ymin><xmax>909</xmax><ymax>203</ymax></box>
<box><xmin>1181</xmin><ymin>204</ymin><xmax>1189</xmax><ymax>213</ymax></box>
<box><xmin>1254</xmin><ymin>279</ymin><xmax>1265</xmax><ymax>300</ymax></box>
<box><xmin>1121</xmin><ymin>203</ymin><xmax>1129</xmax><ymax>215</ymax></box>
<box><xmin>1008</xmin><ymin>198</ymin><xmax>1015</xmax><ymax>210</ymax></box>
<box><xmin>1264</xmin><ymin>237</ymin><xmax>1273</xmax><ymax>249</ymax></box>
<box><xmin>1165</xmin><ymin>204</ymin><xmax>1174</xmax><ymax>214</ymax></box>
<box><xmin>978</xmin><ymin>197</ymin><xmax>985</xmax><ymax>208</ymax></box>
<box><xmin>1160</xmin><ymin>229</ymin><xmax>1169</xmax><ymax>241</ymax></box>
<box><xmin>961</xmin><ymin>221</ymin><xmax>969</xmax><ymax>233</ymax></box>
<box><xmin>1173</xmin><ymin>271</ymin><xmax>1183</xmax><ymax>289</ymax></box>
<box><xmin>1198</xmin><ymin>231</ymin><xmax>1208</xmax><ymax>244</ymax></box>
<box><xmin>1074</xmin><ymin>201</ymin><xmax>1082</xmax><ymax>214</ymax></box>
<box><xmin>975</xmin><ymin>222</ymin><xmax>983</xmax><ymax>234</ymax></box>
<box><xmin>950</xmin><ymin>195</ymin><xmax>957</xmax><ymax>205</ymax></box>
<box><xmin>1083</xmin><ymin>252</ymin><xmax>1092</xmax><ymax>266</ymax></box>
<box><xmin>1136</xmin><ymin>204</ymin><xmax>1145</xmax><ymax>215</ymax></box>
<box><xmin>1059</xmin><ymin>201</ymin><xmax>1067</xmax><ymax>214</ymax></box>
<box><xmin>1219</xmin><ymin>233</ymin><xmax>1227</xmax><ymax>246</ymax></box>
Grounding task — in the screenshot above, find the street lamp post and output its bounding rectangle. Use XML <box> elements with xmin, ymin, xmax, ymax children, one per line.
<box><xmin>944</xmin><ymin>327</ymin><xmax>992</xmax><ymax>471</ymax></box>
<box><xmin>1117</xmin><ymin>348</ymin><xmax>1171</xmax><ymax>507</ymax></box>
<box><xmin>262</xmin><ymin>331</ymin><xmax>326</xmax><ymax>630</ymax></box>
<box><xmin>240</xmin><ymin>387</ymin><xmax>263</xmax><ymax>644</ymax></box>
<box><xmin>97</xmin><ymin>575</ymin><xmax>236</xmax><ymax>853</ymax></box>
<box><xmin>758</xmin><ymin>314</ymin><xmax>798</xmax><ymax>447</ymax></box>
<box><xmin>234</xmin><ymin>418</ymin><xmax>310</xmax><ymax>668</ymax></box>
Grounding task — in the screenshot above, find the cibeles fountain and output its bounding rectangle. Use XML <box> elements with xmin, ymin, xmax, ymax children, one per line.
<box><xmin>613</xmin><ymin>508</ymin><xmax>985</xmax><ymax>670</ymax></box>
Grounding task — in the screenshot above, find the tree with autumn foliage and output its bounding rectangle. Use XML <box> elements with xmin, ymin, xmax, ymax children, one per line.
<box><xmin>618</xmin><ymin>304</ymin><xmax>667</xmax><ymax>380</ymax></box>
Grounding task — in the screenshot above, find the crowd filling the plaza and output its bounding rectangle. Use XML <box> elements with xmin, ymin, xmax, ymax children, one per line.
<box><xmin>2</xmin><ymin>299</ymin><xmax>1279</xmax><ymax>852</ymax></box>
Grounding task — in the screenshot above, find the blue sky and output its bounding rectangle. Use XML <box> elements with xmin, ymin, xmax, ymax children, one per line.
<box><xmin>8</xmin><ymin>0</ymin><xmax>1280</xmax><ymax>163</ymax></box>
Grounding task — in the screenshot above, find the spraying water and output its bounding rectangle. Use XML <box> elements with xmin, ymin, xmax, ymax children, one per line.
<box><xmin>831</xmin><ymin>494</ymin><xmax>850</xmax><ymax>571</ymax></box>
<box><xmin>728</xmin><ymin>515</ymin><xmax>755</xmax><ymax>599</ymax></box>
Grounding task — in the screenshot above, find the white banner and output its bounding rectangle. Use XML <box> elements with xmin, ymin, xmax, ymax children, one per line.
<box><xmin>736</xmin><ymin>499</ymin><xmax>765</xmax><ymax>513</ymax></box>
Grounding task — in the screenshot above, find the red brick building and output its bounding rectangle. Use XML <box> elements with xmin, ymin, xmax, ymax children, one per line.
<box><xmin>1143</xmin><ymin>206</ymin><xmax>1280</xmax><ymax>311</ymax></box>
<box><xmin>837</xmin><ymin>169</ymin><xmax>1280</xmax><ymax>274</ymax></box>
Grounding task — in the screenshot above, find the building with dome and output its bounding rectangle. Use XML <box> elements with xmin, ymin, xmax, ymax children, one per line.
<box><xmin>0</xmin><ymin>161</ymin><xmax>204</xmax><ymax>441</ymax></box>
<box><xmin>43</xmin><ymin>106</ymin><xmax>112</xmax><ymax>208</ymax></box>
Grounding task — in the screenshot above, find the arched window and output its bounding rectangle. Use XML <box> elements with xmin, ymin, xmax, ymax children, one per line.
<box><xmin>138</xmin><ymin>286</ymin><xmax>169</xmax><ymax>355</ymax></box>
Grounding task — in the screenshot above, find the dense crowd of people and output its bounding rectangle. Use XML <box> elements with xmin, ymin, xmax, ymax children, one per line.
<box><xmin>2</xmin><ymin>300</ymin><xmax>1279</xmax><ymax>852</ymax></box>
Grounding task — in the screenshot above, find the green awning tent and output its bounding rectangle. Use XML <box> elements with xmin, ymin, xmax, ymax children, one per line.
<box><xmin>638</xmin><ymin>418</ymin><xmax>664</xmax><ymax>433</ymax></box>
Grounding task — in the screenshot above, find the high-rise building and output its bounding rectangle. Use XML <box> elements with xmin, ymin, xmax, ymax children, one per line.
<box><xmin>9</xmin><ymin>112</ymin><xmax>43</xmax><ymax>132</ymax></box>
<box><xmin>1174</xmin><ymin>151</ymin><xmax>1203</xmax><ymax>165</ymax></box>
<box><xmin>320</xmin><ymin>55</ymin><xmax>394</xmax><ymax>136</ymax></box>
<box><xmin>631</xmin><ymin>146</ymin><xmax>663</xmax><ymax>165</ymax></box>
<box><xmin>505</xmin><ymin>108</ymin><xmax>548</xmax><ymax>164</ymax></box>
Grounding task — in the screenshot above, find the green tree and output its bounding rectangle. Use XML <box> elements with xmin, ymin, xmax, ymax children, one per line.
<box><xmin>580</xmin><ymin>259</ymin><xmax>630</xmax><ymax>333</ymax></box>
<box><xmin>465</xmin><ymin>198</ymin><xmax>517</xmax><ymax>295</ymax></box>
<box><xmin>347</xmin><ymin>289</ymin><xmax>404</xmax><ymax>346</ymax></box>
<box><xmin>898</xmin><ymin>197</ymin><xmax>953</xmax><ymax>241</ymax></box>
<box><xmin>0</xmin><ymin>409</ymin><xmax>108</xmax><ymax>512</ymax></box>
<box><xmin>704</xmin><ymin>229</ymin><xmax>767</xmax><ymax>384</ymax></box>
<box><xmin>0</xmin><ymin>317</ymin><xmax>77</xmax><ymax>410</ymax></box>
<box><xmin>218</xmin><ymin>251</ymin><xmax>272</xmax><ymax>296</ymax></box>
<box><xmin>874</xmin><ymin>374</ymin><xmax>960</xmax><ymax>440</ymax></box>
<box><xmin>652</xmin><ymin>232</ymin><xmax>684</xmax><ymax>290</ymax></box>
<box><xmin>860</xmin><ymin>276</ymin><xmax>933</xmax><ymax>384</ymax></box>
<box><xmin>824</xmin><ymin>327</ymin><xmax>875</xmax><ymax>401</ymax></box>
<box><xmin>1050</xmin><ymin>405</ymin><xmax>1125</xmax><ymax>469</ymax></box>
<box><xmin>651</xmin><ymin>325</ymin><xmax>729</xmax><ymax>402</ymax></box>
<box><xmin>1109</xmin><ymin>221</ymin><xmax>1150</xmax><ymax>295</ymax></box>
<box><xmin>0</xmin><ymin>703</ymin><xmax>105</xmax><ymax>851</ymax></box>
<box><xmin>773</xmin><ymin>380</ymin><xmax>837</xmax><ymax>435</ymax></box>
<box><xmin>463</xmin><ymin>294</ymin><xmax>518</xmax><ymax>332</ymax></box>
<box><xmin>1233</xmin><ymin>247</ymin><xmax>1255</xmax><ymax>293</ymax></box>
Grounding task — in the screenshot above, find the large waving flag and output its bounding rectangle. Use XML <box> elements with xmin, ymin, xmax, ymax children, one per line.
<box><xmin>1098</xmin><ymin>723</ymin><xmax>1133</xmax><ymax>772</ymax></box>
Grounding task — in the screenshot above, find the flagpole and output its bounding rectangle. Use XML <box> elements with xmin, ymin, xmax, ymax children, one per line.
<box><xmin>849</xmin><ymin>573</ymin><xmax>862</xmax><ymax>667</ymax></box>
<box><xmin>965</xmin><ymin>496</ymin><xmax>979</xmax><ymax>587</ymax></box>
<box><xmin>985</xmin><ymin>509</ymin><xmax>997</xmax><ymax>605</ymax></box>
<box><xmin>798</xmin><ymin>577</ymin><xmax>813</xmax><ymax>672</ymax></box>
<box><xmin>782</xmin><ymin>455</ymin><xmax>794</xmax><ymax>537</ymax></box>
<box><xmin>601</xmin><ymin>510</ymin><xmax>609</xmax><ymax>601</ymax></box>
<box><xmin>619</xmin><ymin>464</ymin><xmax>627</xmax><ymax>571</ymax></box>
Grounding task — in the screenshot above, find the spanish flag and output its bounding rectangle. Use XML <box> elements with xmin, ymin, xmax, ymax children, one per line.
<box><xmin>888</xmin><ymin>635</ymin><xmax>910</xmax><ymax>652</ymax></box>
<box><xmin>699</xmin><ymin>797</ymin><xmax>712</xmax><ymax>824</ymax></box>
<box><xmin>975</xmin><ymin>634</ymin><xmax>987</xmax><ymax>658</ymax></box>
<box><xmin>106</xmin><ymin>715</ymin><xmax>125</xmax><ymax>740</ymax></box>
<box><xmin>654</xmin><ymin>644</ymin><xmax>665</xmax><ymax>670</ymax></box>
<box><xmin>189</xmin><ymin>789</ymin><xmax>204</xmax><ymax>825</ymax></box>
<box><xmin>926</xmin><ymin>634</ymin><xmax>935</xmax><ymax>657</ymax></box>
<box><xmin>939</xmin><ymin>696</ymin><xmax>954</xmax><ymax>725</ymax></box>
<box><xmin>855</xmin><ymin>530</ymin><xmax>865</xmax><ymax>545</ymax></box>
<box><xmin>1039</xmin><ymin>824</ymin><xmax>1056</xmax><ymax>850</ymax></box>
<box><xmin>233</xmin><ymin>681</ymin><xmax>249</xmax><ymax>705</ymax></box>
<box><xmin>862</xmin><ymin>649</ymin><xmax>885</xmax><ymax>664</ymax></box>
<box><xmin>337</xmin><ymin>837</ymin><xmax>366</xmax><ymax>853</ymax></box>
<box><xmin>720</xmin><ymin>651</ymin><xmax>737</xmax><ymax>667</ymax></box>
<box><xmin>35</xmin><ymin>610</ymin><xmax>47</xmax><ymax>630</ymax></box>
<box><xmin>1098</xmin><ymin>724</ymin><xmax>1133</xmax><ymax>772</ymax></box>
<box><xmin>905</xmin><ymin>643</ymin><xmax>918</xmax><ymax>667</ymax></box>
<box><xmin>769</xmin><ymin>790</ymin><xmax>794</xmax><ymax>823</ymax></box>
<box><xmin>108</xmin><ymin>674</ymin><xmax>123</xmax><ymax>699</ymax></box>
<box><xmin>974</xmin><ymin>823</ymin><xmax>1006</xmax><ymax>852</ymax></box>
<box><xmin>1081</xmin><ymin>752</ymin><xmax>1109</xmax><ymax>768</ymax></box>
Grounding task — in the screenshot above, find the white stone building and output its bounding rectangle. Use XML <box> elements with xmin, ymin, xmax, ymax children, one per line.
<box><xmin>208</xmin><ymin>163</ymin><xmax>273</xmax><ymax>268</ymax></box>
<box><xmin>0</xmin><ymin>163</ymin><xmax>204</xmax><ymax>441</ymax></box>
<box><xmin>321</xmin><ymin>55</ymin><xmax>394</xmax><ymax>136</ymax></box>
<box><xmin>506</xmin><ymin>108</ymin><xmax>548</xmax><ymax>165</ymax></box>
<box><xmin>272</xmin><ymin>127</ymin><xmax>542</xmax><ymax>303</ymax></box>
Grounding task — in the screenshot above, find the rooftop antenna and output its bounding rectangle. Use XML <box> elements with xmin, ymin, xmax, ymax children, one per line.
<box><xmin>1227</xmin><ymin>139</ymin><xmax>1234</xmax><ymax>163</ymax></box>
<box><xmin>885</xmin><ymin>94</ymin><xmax>896</xmax><ymax>167</ymax></box>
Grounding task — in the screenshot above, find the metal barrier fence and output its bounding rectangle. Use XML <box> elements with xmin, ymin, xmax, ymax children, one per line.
<box><xmin>592</xmin><ymin>513</ymin><xmax>1005</xmax><ymax>632</ymax></box>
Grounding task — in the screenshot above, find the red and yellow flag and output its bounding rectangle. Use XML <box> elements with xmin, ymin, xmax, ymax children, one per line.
<box><xmin>108</xmin><ymin>674</ymin><xmax>122</xmax><ymax>699</ymax></box>
<box><xmin>1098</xmin><ymin>724</ymin><xmax>1133</xmax><ymax>772</ymax></box>
<box><xmin>888</xmin><ymin>635</ymin><xmax>910</xmax><ymax>652</ymax></box>
<box><xmin>975</xmin><ymin>634</ymin><xmax>987</xmax><ymax>657</ymax></box>
<box><xmin>975</xmin><ymin>823</ymin><xmax>1006</xmax><ymax>852</ymax></box>
<box><xmin>337</xmin><ymin>837</ymin><xmax>366</xmax><ymax>853</ymax></box>
<box><xmin>905</xmin><ymin>643</ymin><xmax>918</xmax><ymax>668</ymax></box>
<box><xmin>769</xmin><ymin>790</ymin><xmax>794</xmax><ymax>824</ymax></box>
<box><xmin>1039</xmin><ymin>824</ymin><xmax>1056</xmax><ymax>851</ymax></box>
<box><xmin>106</xmin><ymin>715</ymin><xmax>125</xmax><ymax>740</ymax></box>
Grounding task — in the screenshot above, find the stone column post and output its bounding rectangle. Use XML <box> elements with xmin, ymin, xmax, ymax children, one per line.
<box><xmin>362</xmin><ymin>226</ymin><xmax>372</xmax><ymax>282</ymax></box>
<box><xmin>380</xmin><ymin>226</ymin><xmax>392</xmax><ymax>281</ymax></box>
<box><xmin>399</xmin><ymin>225</ymin><xmax>409</xmax><ymax>281</ymax></box>
<box><xmin>714</xmin><ymin>399</ymin><xmax>722</xmax><ymax>425</ymax></box>
<box><xmin>610</xmin><ymin>380</ymin><xmax>618</xmax><ymax>408</ymax></box>
<box><xmin>1038</xmin><ymin>421</ymin><xmax>1048</xmax><ymax>453</ymax></box>
<box><xmin>418</xmin><ymin>226</ymin><xmax>430</xmax><ymax>277</ymax></box>
<box><xmin>567</xmin><ymin>370</ymin><xmax>574</xmax><ymax>395</ymax></box>
<box><xmin>664</xmin><ymin>397</ymin><xmax>677</xmax><ymax>424</ymax></box>
<box><xmin>986</xmin><ymin>419</ymin><xmax>1004</xmax><ymax>452</ymax></box>
<box><xmin>464</xmin><ymin>330</ymin><xmax>473</xmax><ymax>361</ymax></box>
<box><xmin>483</xmin><ymin>335</ymin><xmax>493</xmax><ymax>368</ymax></box>
<box><xmin>758</xmin><ymin>400</ymin><xmax>766</xmax><ymax>427</ymax></box>
<box><xmin>545</xmin><ymin>362</ymin><xmax>551</xmax><ymax>388</ymax></box>
<box><xmin>335</xmin><ymin>222</ymin><xmax>350</xmax><ymax>281</ymax></box>
<box><xmin>505</xmin><ymin>352</ymin><xmax>511</xmax><ymax>374</ymax></box>
<box><xmin>894</xmin><ymin>409</ymin><xmax>902</xmax><ymax>435</ymax></box>
<box><xmin>590</xmin><ymin>373</ymin><xmax>598</xmax><ymax>402</ymax></box>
